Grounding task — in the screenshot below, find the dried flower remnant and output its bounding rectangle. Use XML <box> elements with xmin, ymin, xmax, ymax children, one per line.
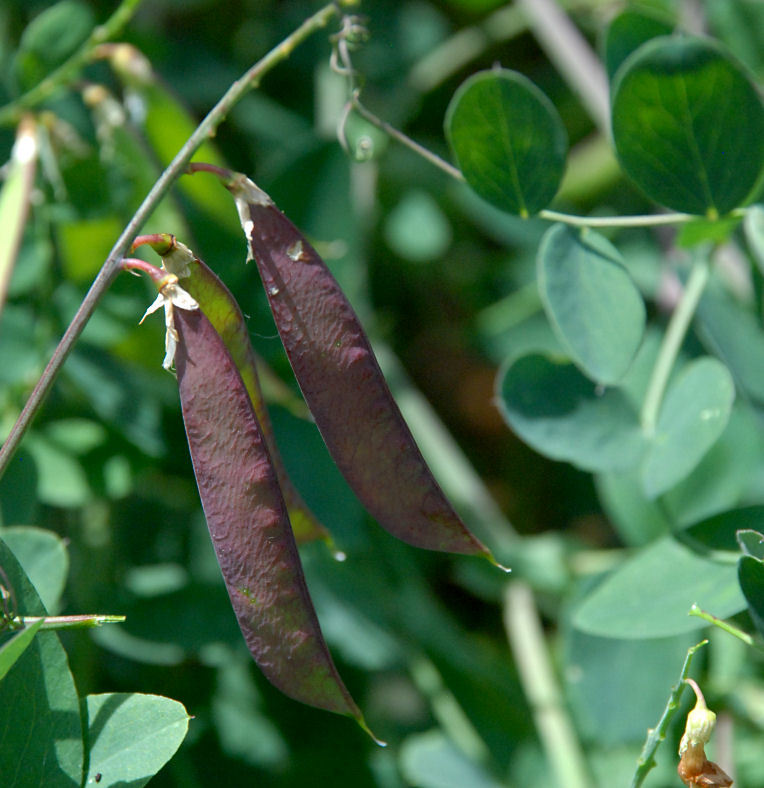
<box><xmin>677</xmin><ymin>679</ymin><xmax>732</xmax><ymax>787</ymax></box>
<box><xmin>121</xmin><ymin>258</ymin><xmax>199</xmax><ymax>370</ymax></box>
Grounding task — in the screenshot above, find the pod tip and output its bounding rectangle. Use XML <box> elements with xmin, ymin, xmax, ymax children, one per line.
<box><xmin>485</xmin><ymin>551</ymin><xmax>511</xmax><ymax>573</ymax></box>
<box><xmin>357</xmin><ymin>716</ymin><xmax>387</xmax><ymax>747</ymax></box>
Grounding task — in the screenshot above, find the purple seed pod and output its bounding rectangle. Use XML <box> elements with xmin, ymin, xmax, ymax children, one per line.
<box><xmin>224</xmin><ymin>172</ymin><xmax>492</xmax><ymax>559</ymax></box>
<box><xmin>135</xmin><ymin>233</ymin><xmax>332</xmax><ymax>548</ymax></box>
<box><xmin>173</xmin><ymin>304</ymin><xmax>370</xmax><ymax>727</ymax></box>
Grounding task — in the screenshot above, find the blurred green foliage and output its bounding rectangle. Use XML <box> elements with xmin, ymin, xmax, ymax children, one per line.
<box><xmin>1</xmin><ymin>0</ymin><xmax>764</xmax><ymax>786</ymax></box>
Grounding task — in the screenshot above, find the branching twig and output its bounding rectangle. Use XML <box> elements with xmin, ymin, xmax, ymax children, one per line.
<box><xmin>0</xmin><ymin>2</ymin><xmax>344</xmax><ymax>478</ymax></box>
<box><xmin>630</xmin><ymin>640</ymin><xmax>708</xmax><ymax>788</ymax></box>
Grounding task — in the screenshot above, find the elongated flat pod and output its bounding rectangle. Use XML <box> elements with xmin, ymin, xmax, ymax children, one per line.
<box><xmin>137</xmin><ymin>234</ymin><xmax>330</xmax><ymax>547</ymax></box>
<box><xmin>226</xmin><ymin>173</ymin><xmax>491</xmax><ymax>558</ymax></box>
<box><xmin>173</xmin><ymin>305</ymin><xmax>365</xmax><ymax>723</ymax></box>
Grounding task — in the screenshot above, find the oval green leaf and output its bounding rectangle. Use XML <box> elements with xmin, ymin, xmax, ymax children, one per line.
<box><xmin>537</xmin><ymin>224</ymin><xmax>645</xmax><ymax>384</ymax></box>
<box><xmin>445</xmin><ymin>68</ymin><xmax>568</xmax><ymax>217</ymax></box>
<box><xmin>737</xmin><ymin>529</ymin><xmax>764</xmax><ymax>560</ymax></box>
<box><xmin>611</xmin><ymin>36</ymin><xmax>764</xmax><ymax>216</ymax></box>
<box><xmin>496</xmin><ymin>352</ymin><xmax>644</xmax><ymax>473</ymax></box>
<box><xmin>0</xmin><ymin>526</ymin><xmax>68</xmax><ymax>613</ymax></box>
<box><xmin>603</xmin><ymin>9</ymin><xmax>674</xmax><ymax>82</ymax></box>
<box><xmin>0</xmin><ymin>538</ymin><xmax>83</xmax><ymax>785</ymax></box>
<box><xmin>83</xmin><ymin>693</ymin><xmax>190</xmax><ymax>787</ymax></box>
<box><xmin>697</xmin><ymin>283</ymin><xmax>764</xmax><ymax>406</ymax></box>
<box><xmin>642</xmin><ymin>357</ymin><xmax>735</xmax><ymax>498</ymax></box>
<box><xmin>0</xmin><ymin>618</ymin><xmax>44</xmax><ymax>683</ymax></box>
<box><xmin>573</xmin><ymin>536</ymin><xmax>746</xmax><ymax>638</ymax></box>
<box><xmin>738</xmin><ymin>555</ymin><xmax>764</xmax><ymax>638</ymax></box>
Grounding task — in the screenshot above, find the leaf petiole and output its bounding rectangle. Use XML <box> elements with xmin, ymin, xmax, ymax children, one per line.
<box><xmin>345</xmin><ymin>95</ymin><xmax>733</xmax><ymax>229</ymax></box>
<box><xmin>3</xmin><ymin>614</ymin><xmax>126</xmax><ymax>632</ymax></box>
<box><xmin>640</xmin><ymin>251</ymin><xmax>711</xmax><ymax>435</ymax></box>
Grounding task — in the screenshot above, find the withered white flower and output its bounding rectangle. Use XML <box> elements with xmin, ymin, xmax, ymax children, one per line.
<box><xmin>140</xmin><ymin>275</ymin><xmax>198</xmax><ymax>370</ymax></box>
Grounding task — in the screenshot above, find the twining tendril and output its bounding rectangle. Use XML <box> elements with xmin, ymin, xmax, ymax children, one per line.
<box><xmin>329</xmin><ymin>15</ymin><xmax>368</xmax><ymax>84</ymax></box>
<box><xmin>331</xmin><ymin>14</ymin><xmax>371</xmax><ymax>158</ymax></box>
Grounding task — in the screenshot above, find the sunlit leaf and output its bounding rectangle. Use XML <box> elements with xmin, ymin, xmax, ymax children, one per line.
<box><xmin>573</xmin><ymin>536</ymin><xmax>746</xmax><ymax>638</ymax></box>
<box><xmin>83</xmin><ymin>693</ymin><xmax>190</xmax><ymax>787</ymax></box>
<box><xmin>445</xmin><ymin>68</ymin><xmax>567</xmax><ymax>216</ymax></box>
<box><xmin>0</xmin><ymin>538</ymin><xmax>83</xmax><ymax>785</ymax></box>
<box><xmin>611</xmin><ymin>36</ymin><xmax>764</xmax><ymax>215</ymax></box>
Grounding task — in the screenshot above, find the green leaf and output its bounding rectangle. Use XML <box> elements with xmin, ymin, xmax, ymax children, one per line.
<box><xmin>642</xmin><ymin>357</ymin><xmax>735</xmax><ymax>498</ymax></box>
<box><xmin>685</xmin><ymin>507</ymin><xmax>764</xmax><ymax>553</ymax></box>
<box><xmin>573</xmin><ymin>536</ymin><xmax>747</xmax><ymax>638</ymax></box>
<box><xmin>603</xmin><ymin>8</ymin><xmax>674</xmax><ymax>82</ymax></box>
<box><xmin>738</xmin><ymin>555</ymin><xmax>764</xmax><ymax>638</ymax></box>
<box><xmin>564</xmin><ymin>631</ymin><xmax>695</xmax><ymax>745</ymax></box>
<box><xmin>13</xmin><ymin>0</ymin><xmax>94</xmax><ymax>90</ymax></box>
<box><xmin>399</xmin><ymin>730</ymin><xmax>505</xmax><ymax>788</ymax></box>
<box><xmin>83</xmin><ymin>694</ymin><xmax>189</xmax><ymax>787</ymax></box>
<box><xmin>445</xmin><ymin>68</ymin><xmax>567</xmax><ymax>217</ymax></box>
<box><xmin>737</xmin><ymin>529</ymin><xmax>764</xmax><ymax>560</ymax></box>
<box><xmin>537</xmin><ymin>224</ymin><xmax>645</xmax><ymax>384</ymax></box>
<box><xmin>0</xmin><ymin>526</ymin><xmax>68</xmax><ymax>613</ymax></box>
<box><xmin>211</xmin><ymin>654</ymin><xmax>288</xmax><ymax>768</ymax></box>
<box><xmin>24</xmin><ymin>432</ymin><xmax>90</xmax><ymax>508</ymax></box>
<box><xmin>611</xmin><ymin>36</ymin><xmax>764</xmax><ymax>216</ymax></box>
<box><xmin>676</xmin><ymin>215</ymin><xmax>742</xmax><ymax>247</ymax></box>
<box><xmin>0</xmin><ymin>618</ymin><xmax>44</xmax><ymax>682</ymax></box>
<box><xmin>0</xmin><ymin>449</ymin><xmax>38</xmax><ymax>525</ymax></box>
<box><xmin>384</xmin><ymin>189</ymin><xmax>452</xmax><ymax>262</ymax></box>
<box><xmin>0</xmin><ymin>538</ymin><xmax>83</xmax><ymax>786</ymax></box>
<box><xmin>496</xmin><ymin>352</ymin><xmax>644</xmax><ymax>472</ymax></box>
<box><xmin>696</xmin><ymin>284</ymin><xmax>763</xmax><ymax>383</ymax></box>
<box><xmin>744</xmin><ymin>204</ymin><xmax>764</xmax><ymax>275</ymax></box>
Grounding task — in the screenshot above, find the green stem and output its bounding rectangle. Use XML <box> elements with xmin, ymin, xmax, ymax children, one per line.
<box><xmin>0</xmin><ymin>2</ymin><xmax>342</xmax><ymax>478</ymax></box>
<box><xmin>538</xmin><ymin>208</ymin><xmax>701</xmax><ymax>228</ymax></box>
<box><xmin>5</xmin><ymin>614</ymin><xmax>126</xmax><ymax>631</ymax></box>
<box><xmin>350</xmin><ymin>94</ymin><xmax>464</xmax><ymax>181</ymax></box>
<box><xmin>0</xmin><ymin>0</ymin><xmax>145</xmax><ymax>126</ymax></box>
<box><xmin>640</xmin><ymin>252</ymin><xmax>711</xmax><ymax>434</ymax></box>
<box><xmin>504</xmin><ymin>581</ymin><xmax>593</xmax><ymax>788</ymax></box>
<box><xmin>349</xmin><ymin>96</ymin><xmax>713</xmax><ymax>229</ymax></box>
<box><xmin>688</xmin><ymin>605</ymin><xmax>755</xmax><ymax>647</ymax></box>
<box><xmin>630</xmin><ymin>640</ymin><xmax>708</xmax><ymax>788</ymax></box>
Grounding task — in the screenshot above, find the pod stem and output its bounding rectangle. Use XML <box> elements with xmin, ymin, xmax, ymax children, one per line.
<box><xmin>120</xmin><ymin>257</ymin><xmax>169</xmax><ymax>284</ymax></box>
<box><xmin>0</xmin><ymin>2</ymin><xmax>343</xmax><ymax>479</ymax></box>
